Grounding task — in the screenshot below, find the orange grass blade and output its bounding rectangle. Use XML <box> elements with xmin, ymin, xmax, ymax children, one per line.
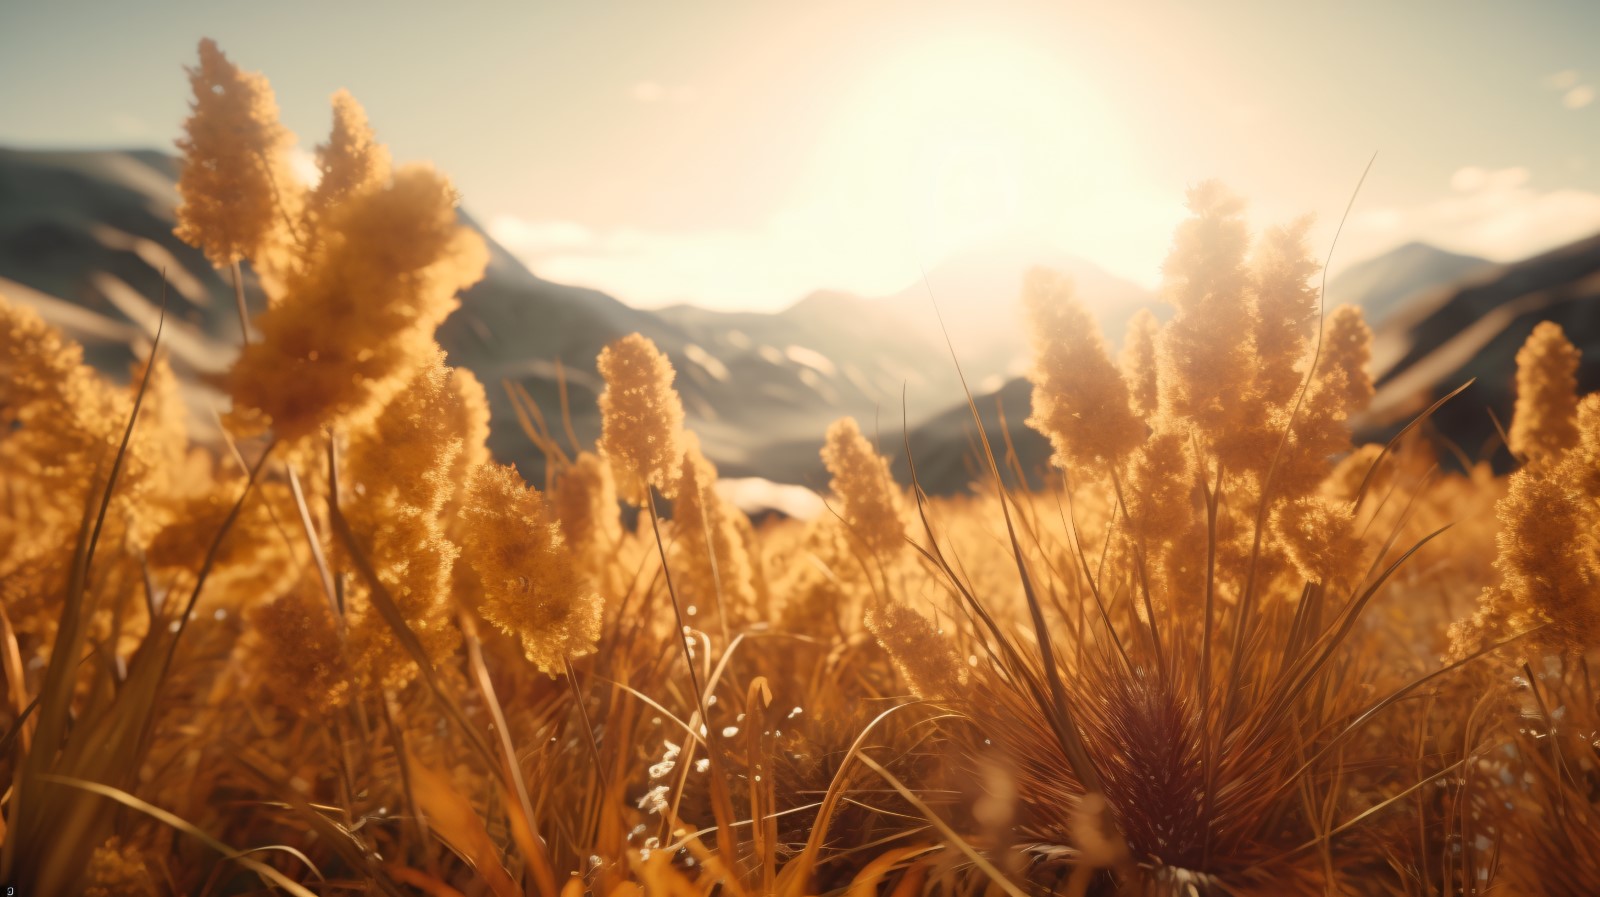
<box><xmin>38</xmin><ymin>774</ymin><xmax>322</xmax><ymax>897</ymax></box>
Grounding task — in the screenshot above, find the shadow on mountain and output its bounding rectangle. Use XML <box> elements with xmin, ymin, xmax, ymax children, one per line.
<box><xmin>7</xmin><ymin>146</ymin><xmax>1592</xmax><ymax>499</ymax></box>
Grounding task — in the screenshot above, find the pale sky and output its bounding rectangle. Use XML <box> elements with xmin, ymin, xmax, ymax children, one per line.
<box><xmin>3</xmin><ymin>1</ymin><xmax>1598</xmax><ymax>310</ymax></box>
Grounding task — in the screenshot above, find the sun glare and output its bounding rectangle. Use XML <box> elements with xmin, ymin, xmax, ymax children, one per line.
<box><xmin>790</xmin><ymin>30</ymin><xmax>1174</xmax><ymax>289</ymax></box>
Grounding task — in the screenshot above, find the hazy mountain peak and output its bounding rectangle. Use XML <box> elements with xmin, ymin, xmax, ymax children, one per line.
<box><xmin>1327</xmin><ymin>240</ymin><xmax>1494</xmax><ymax>327</ymax></box>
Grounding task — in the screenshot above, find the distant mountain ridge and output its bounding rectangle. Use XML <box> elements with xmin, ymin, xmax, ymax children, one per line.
<box><xmin>1325</xmin><ymin>241</ymin><xmax>1495</xmax><ymax>328</ymax></box>
<box><xmin>6</xmin><ymin>146</ymin><xmax>1586</xmax><ymax>498</ymax></box>
<box><xmin>0</xmin><ymin>146</ymin><xmax>1153</xmax><ymax>497</ymax></box>
<box><xmin>1362</xmin><ymin>233</ymin><xmax>1600</xmax><ymax>461</ymax></box>
<box><xmin>889</xmin><ymin>235</ymin><xmax>1600</xmax><ymax>486</ymax></box>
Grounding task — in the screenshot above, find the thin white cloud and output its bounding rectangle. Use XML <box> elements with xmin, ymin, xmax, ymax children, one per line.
<box><xmin>486</xmin><ymin>216</ymin><xmax>594</xmax><ymax>256</ymax></box>
<box><xmin>1544</xmin><ymin>69</ymin><xmax>1581</xmax><ymax>90</ymax></box>
<box><xmin>109</xmin><ymin>112</ymin><xmax>149</xmax><ymax>139</ymax></box>
<box><xmin>1345</xmin><ymin>166</ymin><xmax>1600</xmax><ymax>266</ymax></box>
<box><xmin>1541</xmin><ymin>69</ymin><xmax>1593</xmax><ymax>110</ymax></box>
<box><xmin>485</xmin><ymin>195</ymin><xmax>1183</xmax><ymax>312</ymax></box>
<box><xmin>487</xmin><ymin>215</ymin><xmax>929</xmax><ymax>309</ymax></box>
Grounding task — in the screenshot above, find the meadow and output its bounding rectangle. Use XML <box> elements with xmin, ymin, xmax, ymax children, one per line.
<box><xmin>2</xmin><ymin>40</ymin><xmax>1598</xmax><ymax>897</ymax></box>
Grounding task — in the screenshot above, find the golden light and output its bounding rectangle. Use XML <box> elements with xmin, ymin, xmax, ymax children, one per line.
<box><xmin>793</xmin><ymin>28</ymin><xmax>1165</xmax><ymax>279</ymax></box>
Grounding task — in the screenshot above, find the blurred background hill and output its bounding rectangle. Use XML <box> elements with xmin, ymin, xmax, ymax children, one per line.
<box><xmin>4</xmin><ymin>146</ymin><xmax>1598</xmax><ymax>507</ymax></box>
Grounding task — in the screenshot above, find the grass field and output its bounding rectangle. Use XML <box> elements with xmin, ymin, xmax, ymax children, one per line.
<box><xmin>2</xmin><ymin>39</ymin><xmax>1598</xmax><ymax>897</ymax></box>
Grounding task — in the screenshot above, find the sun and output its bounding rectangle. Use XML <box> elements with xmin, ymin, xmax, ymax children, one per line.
<box><xmin>800</xmin><ymin>29</ymin><xmax>1137</xmax><ymax>266</ymax></box>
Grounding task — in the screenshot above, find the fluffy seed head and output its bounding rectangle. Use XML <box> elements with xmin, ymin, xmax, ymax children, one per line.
<box><xmin>597</xmin><ymin>333</ymin><xmax>686</xmax><ymax>502</ymax></box>
<box><xmin>1159</xmin><ymin>181</ymin><xmax>1256</xmax><ymax>439</ymax></box>
<box><xmin>174</xmin><ymin>39</ymin><xmax>302</xmax><ymax>272</ymax></box>
<box><xmin>310</xmin><ymin>89</ymin><xmax>391</xmax><ymax>219</ymax></box>
<box><xmin>673</xmin><ymin>435</ymin><xmax>762</xmax><ymax>624</ymax></box>
<box><xmin>1120</xmin><ymin>307</ymin><xmax>1162</xmax><ymax>421</ymax></box>
<box><xmin>820</xmin><ymin>417</ymin><xmax>905</xmax><ymax>559</ymax></box>
<box><xmin>1250</xmin><ymin>216</ymin><xmax>1321</xmax><ymax>409</ymax></box>
<box><xmin>247</xmin><ymin>584</ymin><xmax>351</xmax><ymax>713</ymax></box>
<box><xmin>552</xmin><ymin>451</ymin><xmax>623</xmax><ymax>579</ymax></box>
<box><xmin>1023</xmin><ymin>267</ymin><xmax>1146</xmax><ymax>469</ymax></box>
<box><xmin>1509</xmin><ymin>320</ymin><xmax>1581</xmax><ymax>465</ymax></box>
<box><xmin>863</xmin><ymin>599</ymin><xmax>968</xmax><ymax>699</ymax></box>
<box><xmin>1500</xmin><ymin>472</ymin><xmax>1600</xmax><ymax>654</ymax></box>
<box><xmin>458</xmin><ymin>463</ymin><xmax>602</xmax><ymax>673</ymax></box>
<box><xmin>1272</xmin><ymin>495</ymin><xmax>1363</xmax><ymax>584</ymax></box>
<box><xmin>227</xmin><ymin>164</ymin><xmax>487</xmax><ymax>442</ymax></box>
<box><xmin>1316</xmin><ymin>304</ymin><xmax>1374</xmax><ymax>415</ymax></box>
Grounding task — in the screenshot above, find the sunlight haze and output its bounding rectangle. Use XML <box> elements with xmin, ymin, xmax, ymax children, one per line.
<box><xmin>3</xmin><ymin>1</ymin><xmax>1598</xmax><ymax>310</ymax></box>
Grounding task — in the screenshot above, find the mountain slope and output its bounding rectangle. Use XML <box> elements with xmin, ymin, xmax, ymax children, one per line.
<box><xmin>1</xmin><ymin>147</ymin><xmax>1086</xmax><ymax>493</ymax></box>
<box><xmin>1363</xmin><ymin>232</ymin><xmax>1600</xmax><ymax>462</ymax></box>
<box><xmin>1325</xmin><ymin>241</ymin><xmax>1494</xmax><ymax>328</ymax></box>
<box><xmin>894</xmin><ymin>232</ymin><xmax>1600</xmax><ymax>492</ymax></box>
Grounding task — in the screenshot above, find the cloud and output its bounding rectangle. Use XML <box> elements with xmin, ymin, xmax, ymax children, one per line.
<box><xmin>1542</xmin><ymin>70</ymin><xmax>1593</xmax><ymax>110</ymax></box>
<box><xmin>486</xmin><ymin>191</ymin><xmax>1183</xmax><ymax>312</ymax></box>
<box><xmin>487</xmin><ymin>214</ymin><xmax>929</xmax><ymax>309</ymax></box>
<box><xmin>109</xmin><ymin>112</ymin><xmax>150</xmax><ymax>138</ymax></box>
<box><xmin>1345</xmin><ymin>166</ymin><xmax>1600</xmax><ymax>266</ymax></box>
<box><xmin>486</xmin><ymin>216</ymin><xmax>594</xmax><ymax>257</ymax></box>
<box><xmin>1545</xmin><ymin>69</ymin><xmax>1581</xmax><ymax>90</ymax></box>
<box><xmin>492</xmin><ymin>163</ymin><xmax>1600</xmax><ymax>313</ymax></box>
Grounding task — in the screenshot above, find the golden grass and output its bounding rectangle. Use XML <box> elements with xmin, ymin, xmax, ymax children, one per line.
<box><xmin>1</xmin><ymin>38</ymin><xmax>1598</xmax><ymax>897</ymax></box>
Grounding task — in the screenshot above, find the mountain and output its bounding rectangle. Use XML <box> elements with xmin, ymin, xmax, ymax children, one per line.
<box><xmin>0</xmin><ymin>147</ymin><xmax>684</xmax><ymax>479</ymax></box>
<box><xmin>867</xmin><ymin>244</ymin><xmax>1159</xmax><ymax>378</ymax></box>
<box><xmin>1363</xmin><ymin>232</ymin><xmax>1600</xmax><ymax>463</ymax></box>
<box><xmin>892</xmin><ymin>233</ymin><xmax>1600</xmax><ymax>492</ymax></box>
<box><xmin>653</xmin><ymin>247</ymin><xmax>1158</xmax><ymax>481</ymax></box>
<box><xmin>0</xmin><ymin>146</ymin><xmax>1156</xmax><ymax>498</ymax></box>
<box><xmin>24</xmin><ymin>145</ymin><xmax>1571</xmax><ymax>499</ymax></box>
<box><xmin>1325</xmin><ymin>241</ymin><xmax>1494</xmax><ymax>329</ymax></box>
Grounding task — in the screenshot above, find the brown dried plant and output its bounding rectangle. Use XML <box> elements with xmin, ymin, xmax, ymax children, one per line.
<box><xmin>6</xmin><ymin>37</ymin><xmax>1600</xmax><ymax>897</ymax></box>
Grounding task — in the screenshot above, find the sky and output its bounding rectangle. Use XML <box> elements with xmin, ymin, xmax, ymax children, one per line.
<box><xmin>3</xmin><ymin>1</ymin><xmax>1599</xmax><ymax>311</ymax></box>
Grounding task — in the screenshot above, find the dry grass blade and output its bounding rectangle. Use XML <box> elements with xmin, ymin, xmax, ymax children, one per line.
<box><xmin>9</xmin><ymin>62</ymin><xmax>1591</xmax><ymax>896</ymax></box>
<box><xmin>918</xmin><ymin>282</ymin><xmax>1110</xmax><ymax>799</ymax></box>
<box><xmin>778</xmin><ymin>701</ymin><xmax>927</xmax><ymax>895</ymax></box>
<box><xmin>401</xmin><ymin>758</ymin><xmax>521</xmax><ymax>897</ymax></box>
<box><xmin>330</xmin><ymin>502</ymin><xmax>562</xmax><ymax>891</ymax></box>
<box><xmin>643</xmin><ymin>489</ymin><xmax>745</xmax><ymax>878</ymax></box>
<box><xmin>2</xmin><ymin>297</ymin><xmax>168</xmax><ymax>884</ymax></box>
<box><xmin>38</xmin><ymin>774</ymin><xmax>322</xmax><ymax>897</ymax></box>
<box><xmin>460</xmin><ymin>612</ymin><xmax>560</xmax><ymax>897</ymax></box>
<box><xmin>284</xmin><ymin>462</ymin><xmax>340</xmax><ymax>617</ymax></box>
<box><xmin>854</xmin><ymin>753</ymin><xmax>1029</xmax><ymax>897</ymax></box>
<box><xmin>1351</xmin><ymin>379</ymin><xmax>1476</xmax><ymax>513</ymax></box>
